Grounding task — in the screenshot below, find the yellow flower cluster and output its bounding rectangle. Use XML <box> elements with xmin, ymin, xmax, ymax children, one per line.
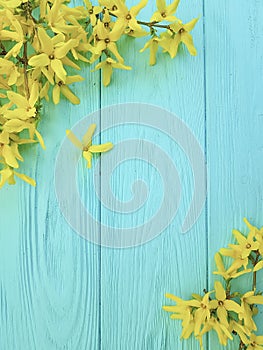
<box><xmin>0</xmin><ymin>0</ymin><xmax>198</xmax><ymax>188</ymax></box>
<box><xmin>163</xmin><ymin>219</ymin><xmax>263</xmax><ymax>350</ymax></box>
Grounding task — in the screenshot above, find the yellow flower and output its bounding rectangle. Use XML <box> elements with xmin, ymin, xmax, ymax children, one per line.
<box><xmin>209</xmin><ymin>281</ymin><xmax>241</xmax><ymax>327</ymax></box>
<box><xmin>244</xmin><ymin>218</ymin><xmax>263</xmax><ymax>256</ymax></box>
<box><xmin>5</xmin><ymin>83</ymin><xmax>38</xmax><ymax>120</ymax></box>
<box><xmin>0</xmin><ymin>131</ymin><xmax>23</xmax><ymax>168</ymax></box>
<box><xmin>163</xmin><ymin>294</ymin><xmax>193</xmax><ymax>332</ymax></box>
<box><xmin>230</xmin><ymin>227</ymin><xmax>259</xmax><ymax>259</ymax></box>
<box><xmin>91</xmin><ymin>21</ymin><xmax>124</xmax><ymax>63</ymax></box>
<box><xmin>239</xmin><ymin>291</ymin><xmax>263</xmax><ymax>331</ymax></box>
<box><xmin>0</xmin><ymin>166</ymin><xmax>36</xmax><ymax>188</ymax></box>
<box><xmin>151</xmin><ymin>0</ymin><xmax>180</xmax><ymax>22</ymax></box>
<box><xmin>3</xmin><ymin>119</ymin><xmax>45</xmax><ymax>150</ymax></box>
<box><xmin>111</xmin><ymin>0</ymin><xmax>148</xmax><ymax>32</ymax></box>
<box><xmin>52</xmin><ymin>75</ymin><xmax>84</xmax><ymax>105</ymax></box>
<box><xmin>186</xmin><ymin>291</ymin><xmax>212</xmax><ymax>336</ymax></box>
<box><xmin>94</xmin><ymin>58</ymin><xmax>131</xmax><ymax>86</ymax></box>
<box><xmin>44</xmin><ymin>0</ymin><xmax>79</xmax><ymax>35</ymax></box>
<box><xmin>213</xmin><ymin>252</ymin><xmax>251</xmax><ymax>280</ymax></box>
<box><xmin>229</xmin><ymin>320</ymin><xmax>250</xmax><ymax>345</ymax></box>
<box><xmin>125</xmin><ymin>27</ymin><xmax>148</xmax><ymax>38</ymax></box>
<box><xmin>66</xmin><ymin>124</ymin><xmax>113</xmax><ymax>168</ymax></box>
<box><xmin>247</xmin><ymin>334</ymin><xmax>263</xmax><ymax>350</ymax></box>
<box><xmin>84</xmin><ymin>0</ymin><xmax>102</xmax><ymax>26</ymax></box>
<box><xmin>0</xmin><ymin>9</ymin><xmax>24</xmax><ymax>58</ymax></box>
<box><xmin>101</xmin><ymin>9</ymin><xmax>114</xmax><ymax>31</ymax></box>
<box><xmin>200</xmin><ymin>316</ymin><xmax>233</xmax><ymax>346</ymax></box>
<box><xmin>160</xmin><ymin>18</ymin><xmax>198</xmax><ymax>57</ymax></box>
<box><xmin>220</xmin><ymin>247</ymin><xmax>249</xmax><ymax>272</ymax></box>
<box><xmin>140</xmin><ymin>37</ymin><xmax>159</xmax><ymax>65</ymax></box>
<box><xmin>28</xmin><ymin>28</ymin><xmax>78</xmax><ymax>83</ymax></box>
<box><xmin>0</xmin><ymin>58</ymin><xmax>20</xmax><ymax>85</ymax></box>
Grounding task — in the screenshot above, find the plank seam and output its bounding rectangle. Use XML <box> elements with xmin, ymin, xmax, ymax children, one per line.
<box><xmin>202</xmin><ymin>0</ymin><xmax>209</xmax><ymax>349</ymax></box>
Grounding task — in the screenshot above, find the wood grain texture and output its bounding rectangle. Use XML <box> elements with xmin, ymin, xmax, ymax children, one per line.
<box><xmin>0</xmin><ymin>9</ymin><xmax>102</xmax><ymax>347</ymax></box>
<box><xmin>1</xmin><ymin>0</ymin><xmax>262</xmax><ymax>349</ymax></box>
<box><xmin>100</xmin><ymin>1</ymin><xmax>206</xmax><ymax>349</ymax></box>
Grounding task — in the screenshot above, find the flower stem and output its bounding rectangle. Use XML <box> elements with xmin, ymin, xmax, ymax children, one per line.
<box><xmin>252</xmin><ymin>251</ymin><xmax>260</xmax><ymax>291</ymax></box>
<box><xmin>137</xmin><ymin>19</ymin><xmax>170</xmax><ymax>29</ymax></box>
<box><xmin>108</xmin><ymin>12</ymin><xmax>171</xmax><ymax>30</ymax></box>
<box><xmin>23</xmin><ymin>41</ymin><xmax>30</xmax><ymax>100</ymax></box>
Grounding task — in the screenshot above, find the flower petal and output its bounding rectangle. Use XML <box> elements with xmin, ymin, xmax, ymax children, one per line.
<box><xmin>61</xmin><ymin>85</ymin><xmax>80</xmax><ymax>104</ymax></box>
<box><xmin>35</xmin><ymin>130</ymin><xmax>46</xmax><ymax>150</ymax></box>
<box><xmin>7</xmin><ymin>91</ymin><xmax>28</xmax><ymax>108</ymax></box>
<box><xmin>232</xmin><ymin>229</ymin><xmax>247</xmax><ymax>245</ymax></box>
<box><xmin>89</xmin><ymin>142</ymin><xmax>113</xmax><ymax>153</ymax></box>
<box><xmin>37</xmin><ymin>27</ymin><xmax>53</xmax><ymax>55</ymax></box>
<box><xmin>14</xmin><ymin>171</ymin><xmax>36</xmax><ymax>186</ymax></box>
<box><xmin>224</xmin><ymin>300</ymin><xmax>242</xmax><ymax>314</ymax></box>
<box><xmin>217</xmin><ymin>306</ymin><xmax>228</xmax><ymax>327</ymax></box>
<box><xmin>130</xmin><ymin>0</ymin><xmax>148</xmax><ymax>16</ymax></box>
<box><xmin>82</xmin><ymin>124</ymin><xmax>97</xmax><ymax>147</ymax></box>
<box><xmin>215</xmin><ymin>281</ymin><xmax>226</xmax><ymax>301</ymax></box>
<box><xmin>29</xmin><ymin>53</ymin><xmax>50</xmax><ymax>67</ymax></box>
<box><xmin>184</xmin><ymin>17</ymin><xmax>199</xmax><ymax>32</ymax></box>
<box><xmin>181</xmin><ymin>32</ymin><xmax>197</xmax><ymax>56</ymax></box>
<box><xmin>55</xmin><ymin>39</ymin><xmax>78</xmax><ymax>59</ymax></box>
<box><xmin>166</xmin><ymin>0</ymin><xmax>180</xmax><ymax>15</ymax></box>
<box><xmin>83</xmin><ymin>150</ymin><xmax>92</xmax><ymax>168</ymax></box>
<box><xmin>2</xmin><ymin>144</ymin><xmax>19</xmax><ymax>168</ymax></box>
<box><xmin>214</xmin><ymin>252</ymin><xmax>225</xmax><ymax>273</ymax></box>
<box><xmin>51</xmin><ymin>59</ymin><xmax>67</xmax><ymax>82</ymax></box>
<box><xmin>66</xmin><ymin>130</ymin><xmax>83</xmax><ymax>149</ymax></box>
<box><xmin>52</xmin><ymin>84</ymin><xmax>61</xmax><ymax>105</ymax></box>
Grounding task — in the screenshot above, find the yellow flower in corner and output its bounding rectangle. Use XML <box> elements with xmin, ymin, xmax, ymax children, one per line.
<box><xmin>151</xmin><ymin>0</ymin><xmax>180</xmax><ymax>22</ymax></box>
<box><xmin>66</xmin><ymin>124</ymin><xmax>113</xmax><ymax>168</ymax></box>
<box><xmin>247</xmin><ymin>334</ymin><xmax>263</xmax><ymax>350</ymax></box>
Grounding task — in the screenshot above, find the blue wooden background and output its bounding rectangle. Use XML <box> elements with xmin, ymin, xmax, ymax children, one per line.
<box><xmin>1</xmin><ymin>0</ymin><xmax>263</xmax><ymax>349</ymax></box>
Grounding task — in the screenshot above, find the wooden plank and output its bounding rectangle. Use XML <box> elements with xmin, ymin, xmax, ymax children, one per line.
<box><xmin>100</xmin><ymin>1</ymin><xmax>207</xmax><ymax>349</ymax></box>
<box><xmin>0</xmin><ymin>0</ymin><xmax>101</xmax><ymax>346</ymax></box>
<box><xmin>205</xmin><ymin>0</ymin><xmax>263</xmax><ymax>348</ymax></box>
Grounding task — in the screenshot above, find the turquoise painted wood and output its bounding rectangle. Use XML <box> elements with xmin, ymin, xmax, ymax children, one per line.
<box><xmin>0</xmin><ymin>0</ymin><xmax>262</xmax><ymax>349</ymax></box>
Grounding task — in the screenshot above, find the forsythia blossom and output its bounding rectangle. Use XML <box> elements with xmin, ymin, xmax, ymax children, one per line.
<box><xmin>0</xmin><ymin>0</ymin><xmax>198</xmax><ymax>188</ymax></box>
<box><xmin>163</xmin><ymin>218</ymin><xmax>263</xmax><ymax>349</ymax></box>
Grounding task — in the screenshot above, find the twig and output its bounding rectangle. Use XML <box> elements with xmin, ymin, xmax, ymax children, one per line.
<box><xmin>252</xmin><ymin>251</ymin><xmax>260</xmax><ymax>291</ymax></box>
<box><xmin>23</xmin><ymin>41</ymin><xmax>30</xmax><ymax>99</ymax></box>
